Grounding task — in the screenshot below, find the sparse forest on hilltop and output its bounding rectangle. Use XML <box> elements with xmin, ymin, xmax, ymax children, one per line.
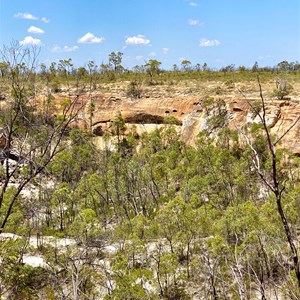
<box><xmin>1</xmin><ymin>45</ymin><xmax>300</xmax><ymax>299</ymax></box>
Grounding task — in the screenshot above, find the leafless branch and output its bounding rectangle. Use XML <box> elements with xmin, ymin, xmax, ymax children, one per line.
<box><xmin>274</xmin><ymin>114</ymin><xmax>300</xmax><ymax>146</ymax></box>
<box><xmin>239</xmin><ymin>73</ymin><xmax>300</xmax><ymax>287</ymax></box>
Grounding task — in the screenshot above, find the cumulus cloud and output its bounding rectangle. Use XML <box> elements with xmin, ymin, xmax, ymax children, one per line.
<box><xmin>14</xmin><ymin>12</ymin><xmax>38</xmax><ymax>20</ymax></box>
<box><xmin>28</xmin><ymin>26</ymin><xmax>44</xmax><ymax>34</ymax></box>
<box><xmin>125</xmin><ymin>35</ymin><xmax>150</xmax><ymax>45</ymax></box>
<box><xmin>162</xmin><ymin>48</ymin><xmax>169</xmax><ymax>54</ymax></box>
<box><xmin>149</xmin><ymin>52</ymin><xmax>157</xmax><ymax>57</ymax></box>
<box><xmin>188</xmin><ymin>19</ymin><xmax>203</xmax><ymax>26</ymax></box>
<box><xmin>14</xmin><ymin>12</ymin><xmax>50</xmax><ymax>23</ymax></box>
<box><xmin>52</xmin><ymin>45</ymin><xmax>79</xmax><ymax>53</ymax></box>
<box><xmin>51</xmin><ymin>46</ymin><xmax>61</xmax><ymax>53</ymax></box>
<box><xmin>20</xmin><ymin>36</ymin><xmax>41</xmax><ymax>46</ymax></box>
<box><xmin>64</xmin><ymin>46</ymin><xmax>79</xmax><ymax>52</ymax></box>
<box><xmin>190</xmin><ymin>2</ymin><xmax>198</xmax><ymax>7</ymax></box>
<box><xmin>78</xmin><ymin>32</ymin><xmax>104</xmax><ymax>44</ymax></box>
<box><xmin>199</xmin><ymin>38</ymin><xmax>220</xmax><ymax>47</ymax></box>
<box><xmin>41</xmin><ymin>17</ymin><xmax>50</xmax><ymax>23</ymax></box>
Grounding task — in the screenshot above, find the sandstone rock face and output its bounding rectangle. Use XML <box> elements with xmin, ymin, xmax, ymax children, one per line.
<box><xmin>181</xmin><ymin>110</ymin><xmax>207</xmax><ymax>144</ymax></box>
<box><xmin>51</xmin><ymin>83</ymin><xmax>300</xmax><ymax>154</ymax></box>
<box><xmin>89</xmin><ymin>94</ymin><xmax>195</xmax><ymax>126</ymax></box>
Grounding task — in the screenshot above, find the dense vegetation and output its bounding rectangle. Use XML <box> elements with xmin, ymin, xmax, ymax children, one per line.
<box><xmin>1</xmin><ymin>45</ymin><xmax>300</xmax><ymax>299</ymax></box>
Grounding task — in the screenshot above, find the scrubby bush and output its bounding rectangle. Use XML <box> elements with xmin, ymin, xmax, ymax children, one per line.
<box><xmin>273</xmin><ymin>78</ymin><xmax>293</xmax><ymax>99</ymax></box>
<box><xmin>127</xmin><ymin>80</ymin><xmax>143</xmax><ymax>99</ymax></box>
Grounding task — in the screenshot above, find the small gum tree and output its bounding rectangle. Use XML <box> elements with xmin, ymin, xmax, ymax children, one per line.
<box><xmin>0</xmin><ymin>43</ymin><xmax>83</xmax><ymax>233</ymax></box>
<box><xmin>241</xmin><ymin>75</ymin><xmax>300</xmax><ymax>288</ymax></box>
<box><xmin>145</xmin><ymin>59</ymin><xmax>161</xmax><ymax>84</ymax></box>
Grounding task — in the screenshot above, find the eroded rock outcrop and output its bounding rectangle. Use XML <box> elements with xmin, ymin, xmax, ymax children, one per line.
<box><xmin>50</xmin><ymin>85</ymin><xmax>300</xmax><ymax>154</ymax></box>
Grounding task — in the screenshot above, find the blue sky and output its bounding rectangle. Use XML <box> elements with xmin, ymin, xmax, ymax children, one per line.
<box><xmin>0</xmin><ymin>0</ymin><xmax>299</xmax><ymax>70</ymax></box>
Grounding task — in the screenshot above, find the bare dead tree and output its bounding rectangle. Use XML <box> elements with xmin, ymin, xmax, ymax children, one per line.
<box><xmin>0</xmin><ymin>42</ymin><xmax>84</xmax><ymax>233</ymax></box>
<box><xmin>241</xmin><ymin>74</ymin><xmax>300</xmax><ymax>287</ymax></box>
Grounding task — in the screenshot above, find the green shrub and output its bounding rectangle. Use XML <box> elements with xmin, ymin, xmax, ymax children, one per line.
<box><xmin>127</xmin><ymin>80</ymin><xmax>143</xmax><ymax>99</ymax></box>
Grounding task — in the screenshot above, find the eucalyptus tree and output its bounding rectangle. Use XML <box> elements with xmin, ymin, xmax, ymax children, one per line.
<box><xmin>0</xmin><ymin>61</ymin><xmax>9</xmax><ymax>77</ymax></box>
<box><xmin>108</xmin><ymin>51</ymin><xmax>123</xmax><ymax>73</ymax></box>
<box><xmin>145</xmin><ymin>59</ymin><xmax>161</xmax><ymax>83</ymax></box>
<box><xmin>181</xmin><ymin>59</ymin><xmax>191</xmax><ymax>71</ymax></box>
<box><xmin>0</xmin><ymin>43</ymin><xmax>83</xmax><ymax>233</ymax></box>
<box><xmin>241</xmin><ymin>75</ymin><xmax>300</xmax><ymax>289</ymax></box>
<box><xmin>57</xmin><ymin>58</ymin><xmax>73</xmax><ymax>92</ymax></box>
<box><xmin>87</xmin><ymin>60</ymin><xmax>98</xmax><ymax>91</ymax></box>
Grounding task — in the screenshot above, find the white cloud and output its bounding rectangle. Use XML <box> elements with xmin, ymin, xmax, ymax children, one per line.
<box><xmin>149</xmin><ymin>52</ymin><xmax>157</xmax><ymax>57</ymax></box>
<box><xmin>78</xmin><ymin>32</ymin><xmax>104</xmax><ymax>44</ymax></box>
<box><xmin>162</xmin><ymin>48</ymin><xmax>169</xmax><ymax>54</ymax></box>
<box><xmin>41</xmin><ymin>17</ymin><xmax>50</xmax><ymax>23</ymax></box>
<box><xmin>188</xmin><ymin>19</ymin><xmax>203</xmax><ymax>26</ymax></box>
<box><xmin>28</xmin><ymin>26</ymin><xmax>44</xmax><ymax>34</ymax></box>
<box><xmin>64</xmin><ymin>46</ymin><xmax>79</xmax><ymax>52</ymax></box>
<box><xmin>52</xmin><ymin>45</ymin><xmax>79</xmax><ymax>53</ymax></box>
<box><xmin>20</xmin><ymin>36</ymin><xmax>41</xmax><ymax>46</ymax></box>
<box><xmin>199</xmin><ymin>38</ymin><xmax>220</xmax><ymax>47</ymax></box>
<box><xmin>190</xmin><ymin>2</ymin><xmax>198</xmax><ymax>7</ymax></box>
<box><xmin>14</xmin><ymin>12</ymin><xmax>50</xmax><ymax>23</ymax></box>
<box><xmin>14</xmin><ymin>12</ymin><xmax>38</xmax><ymax>20</ymax></box>
<box><xmin>51</xmin><ymin>46</ymin><xmax>61</xmax><ymax>53</ymax></box>
<box><xmin>125</xmin><ymin>35</ymin><xmax>150</xmax><ymax>45</ymax></box>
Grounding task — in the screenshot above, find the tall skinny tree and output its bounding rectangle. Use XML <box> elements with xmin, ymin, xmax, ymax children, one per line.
<box><xmin>0</xmin><ymin>43</ymin><xmax>83</xmax><ymax>233</ymax></box>
<box><xmin>145</xmin><ymin>59</ymin><xmax>161</xmax><ymax>83</ymax></box>
<box><xmin>242</xmin><ymin>75</ymin><xmax>300</xmax><ymax>288</ymax></box>
<box><xmin>108</xmin><ymin>51</ymin><xmax>123</xmax><ymax>73</ymax></box>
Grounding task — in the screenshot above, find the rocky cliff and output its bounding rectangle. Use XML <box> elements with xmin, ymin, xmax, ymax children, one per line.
<box><xmin>51</xmin><ymin>80</ymin><xmax>300</xmax><ymax>154</ymax></box>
